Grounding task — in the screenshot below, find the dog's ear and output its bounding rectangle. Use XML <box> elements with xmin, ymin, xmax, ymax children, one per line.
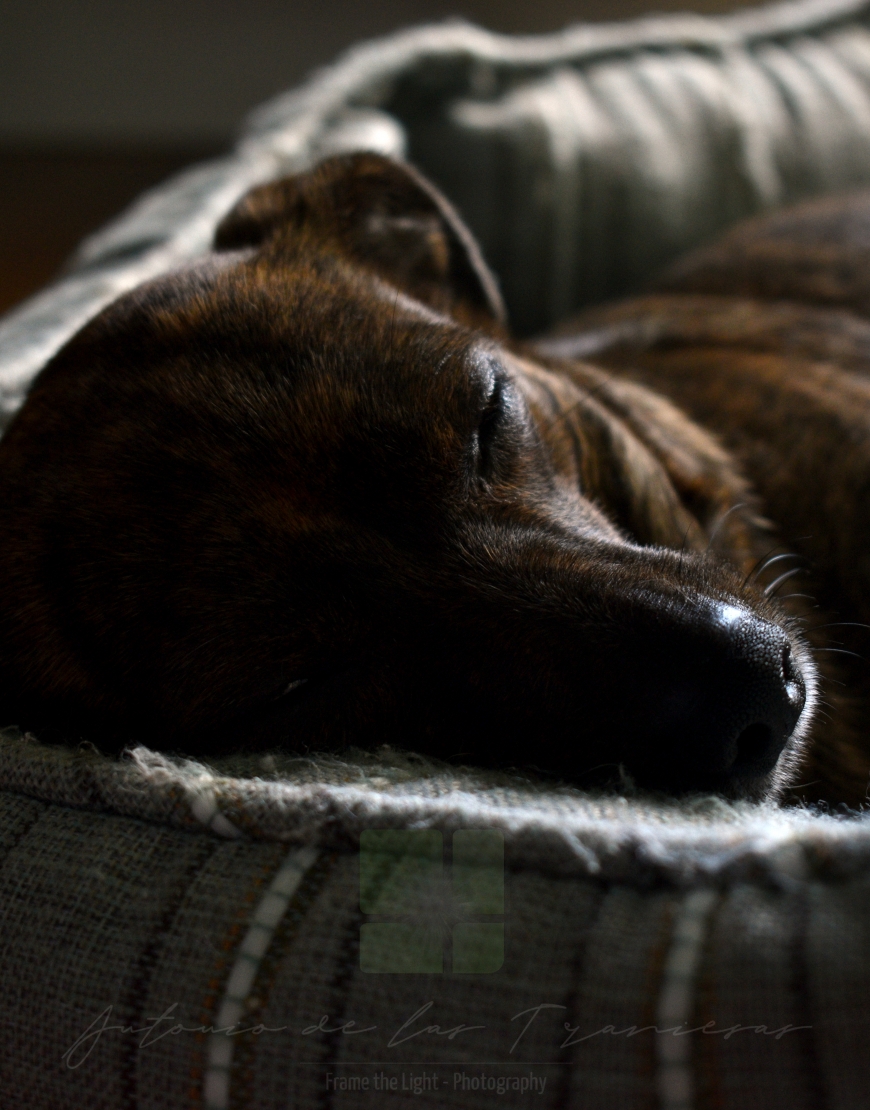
<box><xmin>214</xmin><ymin>152</ymin><xmax>506</xmax><ymax>329</ymax></box>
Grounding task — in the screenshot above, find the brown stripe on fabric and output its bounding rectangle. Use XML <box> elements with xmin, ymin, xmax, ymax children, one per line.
<box><xmin>790</xmin><ymin>883</ymin><xmax>827</xmax><ymax>1110</ymax></box>
<box><xmin>656</xmin><ymin>888</ymin><xmax>719</xmax><ymax>1110</ymax></box>
<box><xmin>190</xmin><ymin>843</ymin><xmax>289</xmax><ymax>1110</ymax></box>
<box><xmin>693</xmin><ymin>892</ymin><xmax>726</xmax><ymax>1110</ymax></box>
<box><xmin>643</xmin><ymin>895</ymin><xmax>681</xmax><ymax>1110</ymax></box>
<box><xmin>703</xmin><ymin>885</ymin><xmax>813</xmax><ymax>1110</ymax></box>
<box><xmin>132</xmin><ymin>839</ymin><xmax>297</xmax><ymax>1110</ymax></box>
<box><xmin>0</xmin><ymin>809</ymin><xmax>224</xmax><ymax>1109</ymax></box>
<box><xmin>244</xmin><ymin>851</ymin><xmax>363</xmax><ymax>1110</ymax></box>
<box><xmin>319</xmin><ymin>902</ymin><xmax>367</xmax><ymax>1110</ymax></box>
<box><xmin>204</xmin><ymin>847</ymin><xmax>321</xmax><ymax>1110</ymax></box>
<box><xmin>553</xmin><ymin>881</ymin><xmax>608</xmax><ymax>1109</ymax></box>
<box><xmin>804</xmin><ymin>880</ymin><xmax>870</xmax><ymax>1109</ymax></box>
<box><xmin>227</xmin><ymin>851</ymin><xmax>341</xmax><ymax>1110</ymax></box>
<box><xmin>563</xmin><ymin>885</ymin><xmax>679</xmax><ymax>1110</ymax></box>
<box><xmin>117</xmin><ymin>833</ymin><xmax>220</xmax><ymax>1110</ymax></box>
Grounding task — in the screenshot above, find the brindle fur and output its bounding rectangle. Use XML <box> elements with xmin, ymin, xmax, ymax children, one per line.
<box><xmin>0</xmin><ymin>153</ymin><xmax>862</xmax><ymax>802</ymax></box>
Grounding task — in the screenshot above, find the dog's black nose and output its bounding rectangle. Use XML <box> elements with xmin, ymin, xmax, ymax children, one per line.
<box><xmin>631</xmin><ymin>603</ymin><xmax>806</xmax><ymax>792</ymax></box>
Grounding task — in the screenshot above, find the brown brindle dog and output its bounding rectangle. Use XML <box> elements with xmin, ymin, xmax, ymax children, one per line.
<box><xmin>2</xmin><ymin>152</ymin><xmax>868</xmax><ymax>803</ymax></box>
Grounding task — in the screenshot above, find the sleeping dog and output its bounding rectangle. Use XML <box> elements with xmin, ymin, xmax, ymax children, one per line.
<box><xmin>0</xmin><ymin>152</ymin><xmax>867</xmax><ymax>803</ymax></box>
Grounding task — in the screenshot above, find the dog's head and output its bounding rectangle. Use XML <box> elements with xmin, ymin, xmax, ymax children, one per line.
<box><xmin>0</xmin><ymin>153</ymin><xmax>815</xmax><ymax>798</ymax></box>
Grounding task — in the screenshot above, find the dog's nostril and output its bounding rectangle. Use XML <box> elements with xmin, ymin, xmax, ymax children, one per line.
<box><xmin>717</xmin><ymin>626</ymin><xmax>807</xmax><ymax>779</ymax></box>
<box><xmin>632</xmin><ymin>607</ymin><xmax>809</xmax><ymax>792</ymax></box>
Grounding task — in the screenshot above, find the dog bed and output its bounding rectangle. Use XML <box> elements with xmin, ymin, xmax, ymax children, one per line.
<box><xmin>3</xmin><ymin>1</ymin><xmax>870</xmax><ymax>1106</ymax></box>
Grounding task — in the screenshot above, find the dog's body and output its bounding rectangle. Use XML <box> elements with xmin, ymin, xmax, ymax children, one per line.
<box><xmin>1</xmin><ymin>153</ymin><xmax>868</xmax><ymax>802</ymax></box>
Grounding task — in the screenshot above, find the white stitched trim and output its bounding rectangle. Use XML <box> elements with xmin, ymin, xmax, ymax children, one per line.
<box><xmin>655</xmin><ymin>888</ymin><xmax>718</xmax><ymax>1110</ymax></box>
<box><xmin>190</xmin><ymin>785</ymin><xmax>244</xmax><ymax>838</ymax></box>
<box><xmin>203</xmin><ymin>846</ymin><xmax>319</xmax><ymax>1110</ymax></box>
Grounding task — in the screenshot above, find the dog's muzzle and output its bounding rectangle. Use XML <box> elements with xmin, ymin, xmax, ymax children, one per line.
<box><xmin>627</xmin><ymin>601</ymin><xmax>807</xmax><ymax>794</ymax></box>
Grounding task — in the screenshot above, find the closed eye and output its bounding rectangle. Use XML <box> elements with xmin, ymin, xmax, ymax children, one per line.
<box><xmin>475</xmin><ymin>374</ymin><xmax>507</xmax><ymax>480</ymax></box>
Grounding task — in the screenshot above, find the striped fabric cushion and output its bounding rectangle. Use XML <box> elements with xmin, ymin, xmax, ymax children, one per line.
<box><xmin>1</xmin><ymin>730</ymin><xmax>869</xmax><ymax>1108</ymax></box>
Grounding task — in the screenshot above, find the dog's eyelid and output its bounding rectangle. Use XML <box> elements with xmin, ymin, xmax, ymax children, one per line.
<box><xmin>477</xmin><ymin>355</ymin><xmax>513</xmax><ymax>411</ymax></box>
<box><xmin>469</xmin><ymin>346</ymin><xmax>505</xmax><ymax>389</ymax></box>
<box><xmin>470</xmin><ymin>371</ymin><xmax>514</xmax><ymax>484</ymax></box>
<box><xmin>483</xmin><ymin>374</ymin><xmax>505</xmax><ymax>414</ymax></box>
<box><xmin>477</xmin><ymin>374</ymin><xmax>508</xmax><ymax>438</ymax></box>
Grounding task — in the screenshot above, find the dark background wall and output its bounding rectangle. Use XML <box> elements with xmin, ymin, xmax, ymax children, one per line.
<box><xmin>0</xmin><ymin>0</ymin><xmax>753</xmax><ymax>144</ymax></box>
<box><xmin>0</xmin><ymin>0</ymin><xmax>753</xmax><ymax>310</ymax></box>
